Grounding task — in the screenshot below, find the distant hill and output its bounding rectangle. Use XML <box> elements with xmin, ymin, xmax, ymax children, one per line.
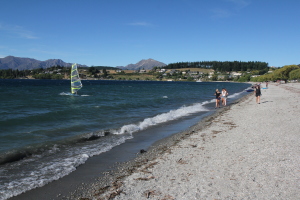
<box><xmin>118</xmin><ymin>59</ymin><xmax>166</xmax><ymax>70</ymax></box>
<box><xmin>0</xmin><ymin>56</ymin><xmax>166</xmax><ymax>71</ymax></box>
<box><xmin>0</xmin><ymin>56</ymin><xmax>87</xmax><ymax>70</ymax></box>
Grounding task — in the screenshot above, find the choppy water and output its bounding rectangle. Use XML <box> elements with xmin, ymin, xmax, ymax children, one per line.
<box><xmin>0</xmin><ymin>79</ymin><xmax>251</xmax><ymax>199</ymax></box>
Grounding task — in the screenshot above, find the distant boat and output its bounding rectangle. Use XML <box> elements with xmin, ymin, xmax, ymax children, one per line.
<box><xmin>71</xmin><ymin>63</ymin><xmax>82</xmax><ymax>95</ymax></box>
<box><xmin>196</xmin><ymin>79</ymin><xmax>202</xmax><ymax>82</ymax></box>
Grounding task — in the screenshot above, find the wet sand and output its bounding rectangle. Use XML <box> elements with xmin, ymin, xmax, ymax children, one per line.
<box><xmin>73</xmin><ymin>82</ymin><xmax>300</xmax><ymax>200</ymax></box>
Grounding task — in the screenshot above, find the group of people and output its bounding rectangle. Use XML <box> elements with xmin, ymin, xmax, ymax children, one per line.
<box><xmin>214</xmin><ymin>88</ymin><xmax>228</xmax><ymax>108</ymax></box>
<box><xmin>214</xmin><ymin>83</ymin><xmax>263</xmax><ymax>108</ymax></box>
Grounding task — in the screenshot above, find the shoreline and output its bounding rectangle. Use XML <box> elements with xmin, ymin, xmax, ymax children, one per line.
<box><xmin>71</xmin><ymin>82</ymin><xmax>300</xmax><ymax>199</ymax></box>
<box><xmin>7</xmin><ymin>84</ymin><xmax>251</xmax><ymax>200</ymax></box>
<box><xmin>65</xmin><ymin>92</ymin><xmax>254</xmax><ymax>199</ymax></box>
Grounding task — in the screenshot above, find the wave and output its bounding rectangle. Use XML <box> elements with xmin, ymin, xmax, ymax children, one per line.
<box><xmin>227</xmin><ymin>90</ymin><xmax>245</xmax><ymax>98</ymax></box>
<box><xmin>59</xmin><ymin>92</ymin><xmax>90</xmax><ymax>96</ymax></box>
<box><xmin>0</xmin><ymin>89</ymin><xmax>247</xmax><ymax>167</ymax></box>
<box><xmin>0</xmin><ymin>133</ymin><xmax>127</xmax><ymax>200</ymax></box>
<box><xmin>0</xmin><ymin>100</ymin><xmax>211</xmax><ymax>199</ymax></box>
<box><xmin>0</xmin><ymin>101</ymin><xmax>209</xmax><ymax>166</ymax></box>
<box><xmin>0</xmin><ymin>153</ymin><xmax>90</xmax><ymax>200</ymax></box>
<box><xmin>112</xmin><ymin>102</ymin><xmax>209</xmax><ymax>135</ymax></box>
<box><xmin>0</xmin><ymin>130</ymin><xmax>110</xmax><ymax>165</ymax></box>
<box><xmin>0</xmin><ymin>100</ymin><xmax>210</xmax><ymax>199</ymax></box>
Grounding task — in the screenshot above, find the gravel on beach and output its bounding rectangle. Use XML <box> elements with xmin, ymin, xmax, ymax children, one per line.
<box><xmin>71</xmin><ymin>83</ymin><xmax>300</xmax><ymax>200</ymax></box>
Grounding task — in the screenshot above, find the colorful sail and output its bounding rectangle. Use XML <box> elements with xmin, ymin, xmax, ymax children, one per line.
<box><xmin>71</xmin><ymin>63</ymin><xmax>82</xmax><ymax>94</ymax></box>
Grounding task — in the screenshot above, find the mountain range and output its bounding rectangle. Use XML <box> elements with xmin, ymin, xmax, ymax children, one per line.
<box><xmin>0</xmin><ymin>56</ymin><xmax>72</xmax><ymax>70</ymax></box>
<box><xmin>119</xmin><ymin>59</ymin><xmax>166</xmax><ymax>70</ymax></box>
<box><xmin>0</xmin><ymin>56</ymin><xmax>166</xmax><ymax>70</ymax></box>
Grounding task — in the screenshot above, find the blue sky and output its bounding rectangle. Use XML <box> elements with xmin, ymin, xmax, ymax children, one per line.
<box><xmin>0</xmin><ymin>0</ymin><xmax>299</xmax><ymax>67</ymax></box>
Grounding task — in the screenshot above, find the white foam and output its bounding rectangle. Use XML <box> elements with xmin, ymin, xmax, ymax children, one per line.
<box><xmin>118</xmin><ymin>124</ymin><xmax>140</xmax><ymax>135</ymax></box>
<box><xmin>0</xmin><ymin>154</ymin><xmax>89</xmax><ymax>200</ymax></box>
<box><xmin>112</xmin><ymin>103</ymin><xmax>209</xmax><ymax>135</ymax></box>
<box><xmin>59</xmin><ymin>92</ymin><xmax>89</xmax><ymax>96</ymax></box>
<box><xmin>228</xmin><ymin>90</ymin><xmax>244</xmax><ymax>98</ymax></box>
<box><xmin>0</xmin><ymin>135</ymin><xmax>133</xmax><ymax>200</ymax></box>
<box><xmin>59</xmin><ymin>92</ymin><xmax>71</xmax><ymax>96</ymax></box>
<box><xmin>112</xmin><ymin>91</ymin><xmax>246</xmax><ymax>136</ymax></box>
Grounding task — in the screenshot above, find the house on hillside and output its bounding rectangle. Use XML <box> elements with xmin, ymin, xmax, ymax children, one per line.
<box><xmin>157</xmin><ymin>69</ymin><xmax>166</xmax><ymax>73</ymax></box>
<box><xmin>230</xmin><ymin>72</ymin><xmax>242</xmax><ymax>78</ymax></box>
<box><xmin>208</xmin><ymin>71</ymin><xmax>214</xmax><ymax>79</ymax></box>
<box><xmin>188</xmin><ymin>71</ymin><xmax>199</xmax><ymax>75</ymax></box>
<box><xmin>169</xmin><ymin>70</ymin><xmax>180</xmax><ymax>75</ymax></box>
<box><xmin>139</xmin><ymin>69</ymin><xmax>147</xmax><ymax>73</ymax></box>
<box><xmin>188</xmin><ymin>71</ymin><xmax>202</xmax><ymax>79</ymax></box>
<box><xmin>217</xmin><ymin>75</ymin><xmax>226</xmax><ymax>80</ymax></box>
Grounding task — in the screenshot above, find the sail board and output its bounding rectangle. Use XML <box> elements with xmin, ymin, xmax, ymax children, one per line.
<box><xmin>71</xmin><ymin>63</ymin><xmax>82</xmax><ymax>95</ymax></box>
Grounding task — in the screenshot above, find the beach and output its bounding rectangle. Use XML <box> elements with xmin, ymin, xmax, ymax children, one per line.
<box><xmin>8</xmin><ymin>82</ymin><xmax>300</xmax><ymax>200</ymax></box>
<box><xmin>4</xmin><ymin>81</ymin><xmax>249</xmax><ymax>200</ymax></box>
<box><xmin>72</xmin><ymin>82</ymin><xmax>300</xmax><ymax>200</ymax></box>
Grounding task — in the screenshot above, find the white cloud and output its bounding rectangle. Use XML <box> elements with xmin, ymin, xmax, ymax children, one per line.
<box><xmin>29</xmin><ymin>48</ymin><xmax>65</xmax><ymax>56</ymax></box>
<box><xmin>211</xmin><ymin>0</ymin><xmax>250</xmax><ymax>18</ymax></box>
<box><xmin>211</xmin><ymin>8</ymin><xmax>232</xmax><ymax>18</ymax></box>
<box><xmin>0</xmin><ymin>23</ymin><xmax>38</xmax><ymax>39</ymax></box>
<box><xmin>227</xmin><ymin>0</ymin><xmax>250</xmax><ymax>9</ymax></box>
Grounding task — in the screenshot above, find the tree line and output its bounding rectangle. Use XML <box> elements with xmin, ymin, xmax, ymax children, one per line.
<box><xmin>0</xmin><ymin>66</ymin><xmax>69</xmax><ymax>79</ymax></box>
<box><xmin>251</xmin><ymin>65</ymin><xmax>300</xmax><ymax>82</ymax></box>
<box><xmin>2</xmin><ymin>62</ymin><xmax>299</xmax><ymax>82</ymax></box>
<box><xmin>0</xmin><ymin>69</ymin><xmax>35</xmax><ymax>79</ymax></box>
<box><xmin>0</xmin><ymin>65</ymin><xmax>111</xmax><ymax>79</ymax></box>
<box><xmin>163</xmin><ymin>61</ymin><xmax>269</xmax><ymax>72</ymax></box>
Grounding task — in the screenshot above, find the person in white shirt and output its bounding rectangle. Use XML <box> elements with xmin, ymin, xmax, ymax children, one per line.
<box><xmin>221</xmin><ymin>88</ymin><xmax>228</xmax><ymax>106</ymax></box>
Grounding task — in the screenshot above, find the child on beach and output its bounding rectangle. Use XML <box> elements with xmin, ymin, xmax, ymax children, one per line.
<box><xmin>221</xmin><ymin>88</ymin><xmax>228</xmax><ymax>106</ymax></box>
<box><xmin>215</xmin><ymin>89</ymin><xmax>221</xmax><ymax>108</ymax></box>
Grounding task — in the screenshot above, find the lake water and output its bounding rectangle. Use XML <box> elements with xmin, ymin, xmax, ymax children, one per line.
<box><xmin>0</xmin><ymin>79</ymin><xmax>251</xmax><ymax>199</ymax></box>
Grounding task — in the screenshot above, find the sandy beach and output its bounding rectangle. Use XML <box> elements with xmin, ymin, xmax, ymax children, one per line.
<box><xmin>71</xmin><ymin>82</ymin><xmax>300</xmax><ymax>200</ymax></box>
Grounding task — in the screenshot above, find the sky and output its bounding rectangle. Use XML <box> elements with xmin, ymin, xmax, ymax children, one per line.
<box><xmin>0</xmin><ymin>0</ymin><xmax>299</xmax><ymax>68</ymax></box>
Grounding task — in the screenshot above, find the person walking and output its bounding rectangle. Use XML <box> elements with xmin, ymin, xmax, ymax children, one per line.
<box><xmin>254</xmin><ymin>84</ymin><xmax>261</xmax><ymax>104</ymax></box>
<box><xmin>221</xmin><ymin>88</ymin><xmax>228</xmax><ymax>106</ymax></box>
<box><xmin>215</xmin><ymin>89</ymin><xmax>221</xmax><ymax>108</ymax></box>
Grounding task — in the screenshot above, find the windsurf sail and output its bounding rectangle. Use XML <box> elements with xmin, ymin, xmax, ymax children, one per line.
<box><xmin>71</xmin><ymin>63</ymin><xmax>82</xmax><ymax>94</ymax></box>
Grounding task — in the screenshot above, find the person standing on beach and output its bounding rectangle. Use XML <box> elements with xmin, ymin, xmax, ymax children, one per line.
<box><xmin>221</xmin><ymin>88</ymin><xmax>228</xmax><ymax>106</ymax></box>
<box><xmin>254</xmin><ymin>84</ymin><xmax>261</xmax><ymax>104</ymax></box>
<box><xmin>215</xmin><ymin>89</ymin><xmax>221</xmax><ymax>108</ymax></box>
